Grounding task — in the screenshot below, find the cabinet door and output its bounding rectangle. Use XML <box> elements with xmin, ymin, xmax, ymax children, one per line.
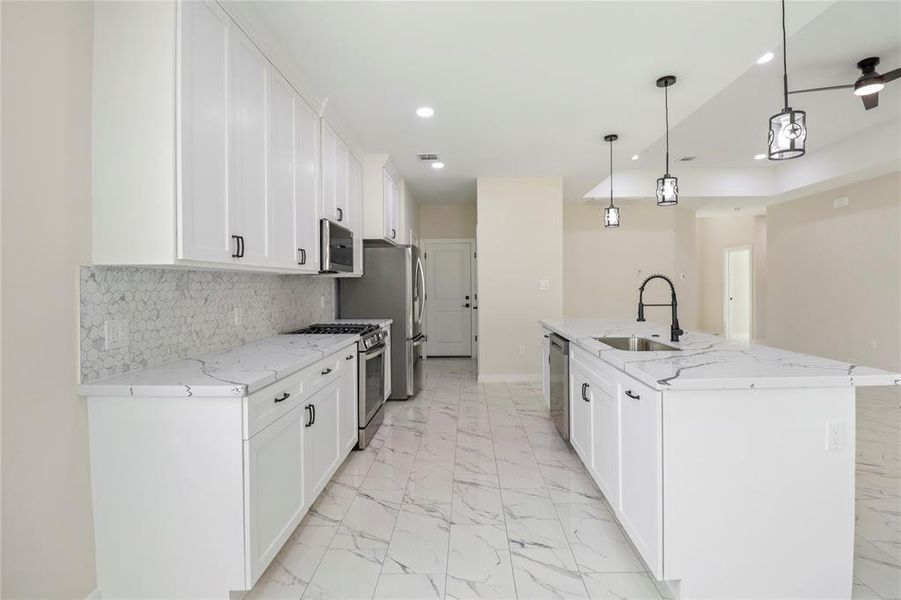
<box><xmin>178</xmin><ymin>1</ymin><xmax>233</xmax><ymax>263</ymax></box>
<box><xmin>347</xmin><ymin>153</ymin><xmax>364</xmax><ymax>276</ymax></box>
<box><xmin>541</xmin><ymin>331</ymin><xmax>551</xmax><ymax>407</ymax></box>
<box><xmin>619</xmin><ymin>378</ymin><xmax>662</xmax><ymax>578</ymax></box>
<box><xmin>265</xmin><ymin>72</ymin><xmax>297</xmax><ymax>269</ymax></box>
<box><xmin>303</xmin><ymin>380</ymin><xmax>340</xmax><ymax>501</ymax></box>
<box><xmin>321</xmin><ymin>122</ymin><xmax>338</xmax><ymax>223</ymax></box>
<box><xmin>383</xmin><ymin>171</ymin><xmax>399</xmax><ymax>242</ymax></box>
<box><xmin>589</xmin><ymin>372</ymin><xmax>618</xmax><ymax>503</ymax></box>
<box><xmin>334</xmin><ymin>138</ymin><xmax>349</xmax><ymax>225</ymax></box>
<box><xmin>295</xmin><ymin>99</ymin><xmax>321</xmax><ymax>273</ymax></box>
<box><xmin>229</xmin><ymin>31</ymin><xmax>268</xmax><ymax>264</ymax></box>
<box><xmin>338</xmin><ymin>349</ymin><xmax>358</xmax><ymax>456</ymax></box>
<box><xmin>244</xmin><ymin>401</ymin><xmax>305</xmax><ymax>586</ymax></box>
<box><xmin>568</xmin><ymin>361</ymin><xmax>592</xmax><ymax>465</ymax></box>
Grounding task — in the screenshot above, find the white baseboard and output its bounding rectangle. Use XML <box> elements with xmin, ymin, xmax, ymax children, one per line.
<box><xmin>85</xmin><ymin>588</ymin><xmax>102</xmax><ymax>600</ymax></box>
<box><xmin>477</xmin><ymin>374</ymin><xmax>541</xmax><ymax>383</ymax></box>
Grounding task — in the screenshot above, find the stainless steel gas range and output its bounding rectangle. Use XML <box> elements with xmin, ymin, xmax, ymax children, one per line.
<box><xmin>288</xmin><ymin>323</ymin><xmax>388</xmax><ymax>449</ymax></box>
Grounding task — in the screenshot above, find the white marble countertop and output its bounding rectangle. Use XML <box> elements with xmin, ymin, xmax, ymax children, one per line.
<box><xmin>540</xmin><ymin>318</ymin><xmax>901</xmax><ymax>391</ymax></box>
<box><xmin>79</xmin><ymin>334</ymin><xmax>359</xmax><ymax>398</ymax></box>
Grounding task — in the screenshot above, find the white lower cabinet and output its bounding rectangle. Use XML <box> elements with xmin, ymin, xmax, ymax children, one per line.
<box><xmin>245</xmin><ymin>398</ymin><xmax>306</xmax><ymax>584</ymax></box>
<box><xmin>567</xmin><ymin>346</ymin><xmax>662</xmax><ymax>580</ymax></box>
<box><xmin>339</xmin><ymin>349</ymin><xmax>359</xmax><ymax>455</ymax></box>
<box><xmin>568</xmin><ymin>358</ymin><xmax>593</xmax><ymax>465</ymax></box>
<box><xmin>87</xmin><ymin>343</ymin><xmax>358</xmax><ymax>598</ymax></box>
<box><xmin>617</xmin><ymin>377</ymin><xmax>662</xmax><ymax>578</ymax></box>
<box><xmin>303</xmin><ymin>380</ymin><xmax>341</xmax><ymax>501</ymax></box>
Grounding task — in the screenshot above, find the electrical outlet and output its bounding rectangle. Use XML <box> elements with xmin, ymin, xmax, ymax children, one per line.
<box><xmin>320</xmin><ymin>294</ymin><xmax>325</xmax><ymax>309</ymax></box>
<box><xmin>538</xmin><ymin>280</ymin><xmax>550</xmax><ymax>290</ymax></box>
<box><xmin>826</xmin><ymin>422</ymin><xmax>845</xmax><ymax>451</ymax></box>
<box><xmin>833</xmin><ymin>196</ymin><xmax>850</xmax><ymax>209</ymax></box>
<box><xmin>870</xmin><ymin>339</ymin><xmax>878</xmax><ymax>350</ymax></box>
<box><xmin>233</xmin><ymin>306</ymin><xmax>242</xmax><ymax>327</ymax></box>
<box><xmin>518</xmin><ymin>344</ymin><xmax>526</xmax><ymax>355</ymax></box>
<box><xmin>104</xmin><ymin>319</ymin><xmax>129</xmax><ymax>350</ymax></box>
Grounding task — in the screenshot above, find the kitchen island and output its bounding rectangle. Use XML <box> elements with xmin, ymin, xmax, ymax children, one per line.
<box><xmin>539</xmin><ymin>318</ymin><xmax>899</xmax><ymax>600</ymax></box>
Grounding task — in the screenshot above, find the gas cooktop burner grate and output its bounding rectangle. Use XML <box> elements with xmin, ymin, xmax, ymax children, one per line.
<box><xmin>288</xmin><ymin>323</ymin><xmax>380</xmax><ymax>336</ymax></box>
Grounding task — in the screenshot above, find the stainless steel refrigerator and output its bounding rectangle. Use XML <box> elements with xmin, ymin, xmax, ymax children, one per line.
<box><xmin>339</xmin><ymin>243</ymin><xmax>425</xmax><ymax>400</ymax></box>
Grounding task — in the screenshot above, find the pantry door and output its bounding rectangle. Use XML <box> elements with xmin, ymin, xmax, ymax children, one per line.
<box><xmin>424</xmin><ymin>240</ymin><xmax>474</xmax><ymax>356</ymax></box>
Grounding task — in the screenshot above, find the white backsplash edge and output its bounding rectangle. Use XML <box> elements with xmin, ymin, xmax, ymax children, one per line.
<box><xmin>79</xmin><ymin>266</ymin><xmax>337</xmax><ymax>383</ymax></box>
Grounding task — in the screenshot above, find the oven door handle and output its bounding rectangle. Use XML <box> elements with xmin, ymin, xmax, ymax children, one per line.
<box><xmin>363</xmin><ymin>344</ymin><xmax>386</xmax><ymax>360</ymax></box>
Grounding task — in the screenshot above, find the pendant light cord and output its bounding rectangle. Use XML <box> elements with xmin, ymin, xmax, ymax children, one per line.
<box><xmin>781</xmin><ymin>0</ymin><xmax>789</xmax><ymax>109</ymax></box>
<box><xmin>609</xmin><ymin>138</ymin><xmax>614</xmax><ymax>207</ymax></box>
<box><xmin>664</xmin><ymin>83</ymin><xmax>670</xmax><ymax>175</ymax></box>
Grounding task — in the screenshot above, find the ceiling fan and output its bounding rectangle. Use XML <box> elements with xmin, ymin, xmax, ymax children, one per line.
<box><xmin>789</xmin><ymin>56</ymin><xmax>901</xmax><ymax>110</ymax></box>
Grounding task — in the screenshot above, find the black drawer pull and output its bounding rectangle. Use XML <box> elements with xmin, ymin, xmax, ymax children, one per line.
<box><xmin>336</xmin><ymin>207</ymin><xmax>344</xmax><ymax>222</ymax></box>
<box><xmin>581</xmin><ymin>382</ymin><xmax>590</xmax><ymax>402</ymax></box>
<box><xmin>297</xmin><ymin>248</ymin><xmax>306</xmax><ymax>265</ymax></box>
<box><xmin>274</xmin><ymin>392</ymin><xmax>290</xmax><ymax>403</ymax></box>
<box><xmin>321</xmin><ymin>367</ymin><xmax>332</xmax><ymax>375</ymax></box>
<box><xmin>311</xmin><ymin>404</ymin><xmax>316</xmax><ymax>425</ymax></box>
<box><xmin>304</xmin><ymin>405</ymin><xmax>313</xmax><ymax>427</ymax></box>
<box><xmin>625</xmin><ymin>389</ymin><xmax>641</xmax><ymax>400</ymax></box>
<box><xmin>346</xmin><ymin>355</ymin><xmax>354</xmax><ymax>360</ymax></box>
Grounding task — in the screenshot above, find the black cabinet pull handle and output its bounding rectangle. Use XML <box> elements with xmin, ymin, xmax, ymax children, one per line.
<box><xmin>297</xmin><ymin>248</ymin><xmax>306</xmax><ymax>265</ymax></box>
<box><xmin>625</xmin><ymin>389</ymin><xmax>641</xmax><ymax>400</ymax></box>
<box><xmin>232</xmin><ymin>235</ymin><xmax>241</xmax><ymax>258</ymax></box>
<box><xmin>311</xmin><ymin>404</ymin><xmax>316</xmax><ymax>425</ymax></box>
<box><xmin>274</xmin><ymin>392</ymin><xmax>290</xmax><ymax>403</ymax></box>
<box><xmin>321</xmin><ymin>367</ymin><xmax>332</xmax><ymax>375</ymax></box>
<box><xmin>391</xmin><ymin>228</ymin><xmax>396</xmax><ymax>239</ymax></box>
<box><xmin>304</xmin><ymin>405</ymin><xmax>313</xmax><ymax>427</ymax></box>
<box><xmin>346</xmin><ymin>354</ymin><xmax>354</xmax><ymax>360</ymax></box>
<box><xmin>236</xmin><ymin>235</ymin><xmax>244</xmax><ymax>258</ymax></box>
<box><xmin>336</xmin><ymin>208</ymin><xmax>344</xmax><ymax>222</ymax></box>
<box><xmin>581</xmin><ymin>383</ymin><xmax>590</xmax><ymax>402</ymax></box>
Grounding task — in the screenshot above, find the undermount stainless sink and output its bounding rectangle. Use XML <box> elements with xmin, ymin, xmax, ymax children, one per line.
<box><xmin>593</xmin><ymin>336</ymin><xmax>682</xmax><ymax>352</ymax></box>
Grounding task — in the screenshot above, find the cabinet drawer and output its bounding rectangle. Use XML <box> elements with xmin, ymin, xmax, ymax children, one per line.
<box><xmin>246</xmin><ymin>378</ymin><xmax>304</xmax><ymax>438</ymax></box>
<box><xmin>305</xmin><ymin>353</ymin><xmax>343</xmax><ymax>393</ymax></box>
<box><xmin>571</xmin><ymin>346</ymin><xmax>617</xmax><ymax>398</ymax></box>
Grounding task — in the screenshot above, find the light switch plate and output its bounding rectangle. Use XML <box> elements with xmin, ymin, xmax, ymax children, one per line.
<box><xmin>538</xmin><ymin>280</ymin><xmax>550</xmax><ymax>290</ymax></box>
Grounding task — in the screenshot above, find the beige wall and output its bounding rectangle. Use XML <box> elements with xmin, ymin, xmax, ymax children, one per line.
<box><xmin>563</xmin><ymin>203</ymin><xmax>698</xmax><ymax>329</ymax></box>
<box><xmin>419</xmin><ymin>202</ymin><xmax>477</xmax><ymax>240</ymax></box>
<box><xmin>696</xmin><ymin>215</ymin><xmax>767</xmax><ymax>339</ymax></box>
<box><xmin>1</xmin><ymin>2</ymin><xmax>98</xmax><ymax>597</ymax></box>
<box><xmin>766</xmin><ymin>172</ymin><xmax>901</xmax><ymax>371</ymax></box>
<box><xmin>477</xmin><ymin>178</ymin><xmax>563</xmax><ymax>379</ymax></box>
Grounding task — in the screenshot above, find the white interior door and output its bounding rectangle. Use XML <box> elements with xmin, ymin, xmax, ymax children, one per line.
<box><xmin>424</xmin><ymin>240</ymin><xmax>473</xmax><ymax>357</ymax></box>
<box><xmin>725</xmin><ymin>246</ymin><xmax>752</xmax><ymax>341</ymax></box>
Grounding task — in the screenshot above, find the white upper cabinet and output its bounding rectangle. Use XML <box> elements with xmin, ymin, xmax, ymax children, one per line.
<box><xmin>347</xmin><ymin>153</ymin><xmax>364</xmax><ymax>276</ymax></box>
<box><xmin>295</xmin><ymin>100</ymin><xmax>321</xmax><ymax>272</ymax></box>
<box><xmin>363</xmin><ymin>155</ymin><xmax>403</xmax><ymax>245</ymax></box>
<box><xmin>91</xmin><ymin>1</ymin><xmax>333</xmax><ymax>274</ymax></box>
<box><xmin>178</xmin><ymin>0</ymin><xmax>232</xmax><ymax>264</ymax></box>
<box><xmin>321</xmin><ymin>120</ymin><xmax>364</xmax><ymax>277</ymax></box>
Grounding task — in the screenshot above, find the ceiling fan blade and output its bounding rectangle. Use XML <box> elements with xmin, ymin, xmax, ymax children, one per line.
<box><xmin>882</xmin><ymin>67</ymin><xmax>901</xmax><ymax>83</ymax></box>
<box><xmin>862</xmin><ymin>92</ymin><xmax>879</xmax><ymax>110</ymax></box>
<box><xmin>788</xmin><ymin>83</ymin><xmax>854</xmax><ymax>95</ymax></box>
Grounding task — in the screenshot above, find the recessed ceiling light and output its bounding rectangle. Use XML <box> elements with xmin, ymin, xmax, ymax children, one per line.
<box><xmin>757</xmin><ymin>51</ymin><xmax>774</xmax><ymax>65</ymax></box>
<box><xmin>416</xmin><ymin>107</ymin><xmax>434</xmax><ymax>118</ymax></box>
<box><xmin>631</xmin><ymin>155</ymin><xmax>639</xmax><ymax>161</ymax></box>
<box><xmin>431</xmin><ymin>162</ymin><xmax>445</xmax><ymax>169</ymax></box>
<box><xmin>754</xmin><ymin>153</ymin><xmax>766</xmax><ymax>160</ymax></box>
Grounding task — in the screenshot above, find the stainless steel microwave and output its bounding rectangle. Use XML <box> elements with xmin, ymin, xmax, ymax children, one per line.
<box><xmin>320</xmin><ymin>219</ymin><xmax>354</xmax><ymax>273</ymax></box>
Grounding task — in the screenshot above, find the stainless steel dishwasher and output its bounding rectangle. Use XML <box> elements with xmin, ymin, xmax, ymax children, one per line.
<box><xmin>548</xmin><ymin>333</ymin><xmax>570</xmax><ymax>441</ymax></box>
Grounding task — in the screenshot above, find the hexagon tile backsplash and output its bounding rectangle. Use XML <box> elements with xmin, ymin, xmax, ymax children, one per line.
<box><xmin>79</xmin><ymin>267</ymin><xmax>337</xmax><ymax>383</ymax></box>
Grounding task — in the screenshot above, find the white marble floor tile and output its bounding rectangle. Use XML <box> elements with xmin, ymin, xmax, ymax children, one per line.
<box><xmin>855</xmin><ymin>538</ymin><xmax>901</xmax><ymax>599</ymax></box>
<box><xmin>301</xmin><ymin>547</ymin><xmax>385</xmax><ymax>600</ymax></box>
<box><xmin>511</xmin><ymin>547</ymin><xmax>589</xmax><ymax>599</ymax></box>
<box><xmin>581</xmin><ymin>572</ymin><xmax>663</xmax><ymax>600</ymax></box>
<box><xmin>303</xmin><ymin>480</ymin><xmax>357</xmax><ymax>526</ymax></box>
<box><xmin>455</xmin><ymin>446</ymin><xmax>501</xmax><ymax>488</ymax></box>
<box><xmin>374</xmin><ymin>573</ymin><xmax>446</xmax><ymax>600</ymax></box>
<box><xmin>248</xmin><ymin>525</ymin><xmax>336</xmax><ymax>600</ymax></box>
<box><xmin>453</xmin><ymin>481</ymin><xmax>505</xmax><ymax>526</ymax></box>
<box><xmin>383</xmin><ymin>502</ymin><xmax>451</xmax><ymax>575</ymax></box>
<box><xmin>405</xmin><ymin>460</ymin><xmax>456</xmax><ymax>505</ymax></box>
<box><xmin>361</xmin><ymin>455</ymin><xmax>416</xmax><ymax>491</ymax></box>
<box><xmin>417</xmin><ymin>432</ymin><xmax>458</xmax><ymax>462</ymax></box>
<box><xmin>331</xmin><ymin>490</ymin><xmax>403</xmax><ymax>551</ymax></box>
<box><xmin>562</xmin><ymin>513</ymin><xmax>645</xmax><ymax>575</ymax></box>
<box><xmin>540</xmin><ymin>463</ymin><xmax>605</xmax><ymax>504</ymax></box>
<box><xmin>497</xmin><ymin>455</ymin><xmax>545</xmax><ymax>489</ymax></box>
<box><xmin>446</xmin><ymin>525</ymin><xmax>517</xmax><ymax>599</ymax></box>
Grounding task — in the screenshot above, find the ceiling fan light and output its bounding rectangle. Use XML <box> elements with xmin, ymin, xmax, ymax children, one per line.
<box><xmin>767</xmin><ymin>108</ymin><xmax>807</xmax><ymax>160</ymax></box>
<box><xmin>853</xmin><ymin>78</ymin><xmax>885</xmax><ymax>96</ymax></box>
<box><xmin>656</xmin><ymin>174</ymin><xmax>678</xmax><ymax>206</ymax></box>
<box><xmin>604</xmin><ymin>204</ymin><xmax>620</xmax><ymax>228</ymax></box>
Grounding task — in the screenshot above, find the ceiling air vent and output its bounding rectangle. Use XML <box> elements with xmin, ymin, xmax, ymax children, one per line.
<box><xmin>417</xmin><ymin>153</ymin><xmax>440</xmax><ymax>162</ymax></box>
<box><xmin>679</xmin><ymin>156</ymin><xmax>697</xmax><ymax>162</ymax></box>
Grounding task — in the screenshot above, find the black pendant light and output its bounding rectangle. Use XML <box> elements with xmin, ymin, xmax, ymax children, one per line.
<box><xmin>603</xmin><ymin>134</ymin><xmax>620</xmax><ymax>228</ymax></box>
<box><xmin>768</xmin><ymin>0</ymin><xmax>806</xmax><ymax>160</ymax></box>
<box><xmin>655</xmin><ymin>75</ymin><xmax>678</xmax><ymax>206</ymax></box>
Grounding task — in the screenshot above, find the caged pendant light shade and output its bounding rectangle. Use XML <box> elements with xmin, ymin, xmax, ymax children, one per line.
<box><xmin>655</xmin><ymin>75</ymin><xmax>679</xmax><ymax>206</ymax></box>
<box><xmin>604</xmin><ymin>134</ymin><xmax>620</xmax><ymax>228</ymax></box>
<box><xmin>768</xmin><ymin>0</ymin><xmax>807</xmax><ymax>160</ymax></box>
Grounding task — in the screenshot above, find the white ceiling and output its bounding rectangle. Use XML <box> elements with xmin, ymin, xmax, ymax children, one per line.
<box><xmin>248</xmin><ymin>1</ymin><xmax>844</xmax><ymax>204</ymax></box>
